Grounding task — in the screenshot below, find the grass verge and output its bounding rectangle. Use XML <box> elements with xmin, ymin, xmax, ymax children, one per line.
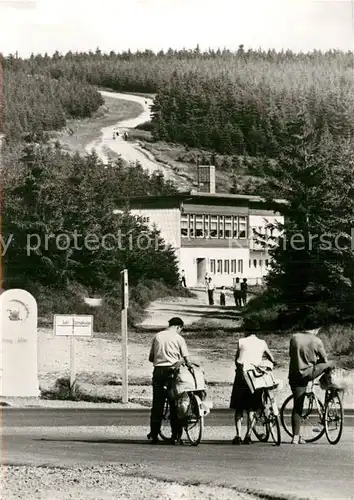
<box><xmin>131</xmin><ymin>140</ymin><xmax>263</xmax><ymax>193</ymax></box>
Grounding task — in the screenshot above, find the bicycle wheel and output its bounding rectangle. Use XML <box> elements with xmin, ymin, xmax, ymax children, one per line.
<box><xmin>185</xmin><ymin>393</ymin><xmax>204</xmax><ymax>446</ymax></box>
<box><xmin>324</xmin><ymin>391</ymin><xmax>344</xmax><ymax>445</ymax></box>
<box><xmin>253</xmin><ymin>408</ymin><xmax>269</xmax><ymax>442</ymax></box>
<box><xmin>280</xmin><ymin>393</ymin><xmax>325</xmax><ymax>443</ymax></box>
<box><xmin>159</xmin><ymin>398</ymin><xmax>172</xmax><ymax>441</ymax></box>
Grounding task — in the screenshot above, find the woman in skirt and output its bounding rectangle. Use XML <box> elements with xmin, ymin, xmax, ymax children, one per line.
<box><xmin>230</xmin><ymin>329</ymin><xmax>275</xmax><ymax>444</ymax></box>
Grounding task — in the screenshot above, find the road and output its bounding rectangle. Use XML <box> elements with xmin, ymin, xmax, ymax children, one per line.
<box><xmin>2</xmin><ymin>409</ymin><xmax>353</xmax><ymax>500</ymax></box>
<box><xmin>85</xmin><ymin>91</ymin><xmax>182</xmax><ymax>184</ymax></box>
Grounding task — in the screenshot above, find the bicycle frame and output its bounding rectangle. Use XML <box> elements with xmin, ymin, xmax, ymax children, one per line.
<box><xmin>305</xmin><ymin>379</ymin><xmax>324</xmax><ymax>416</ymax></box>
<box><xmin>265</xmin><ymin>386</ymin><xmax>279</xmax><ymax>416</ymax></box>
<box><xmin>306</xmin><ymin>375</ymin><xmax>341</xmax><ymax>420</ymax></box>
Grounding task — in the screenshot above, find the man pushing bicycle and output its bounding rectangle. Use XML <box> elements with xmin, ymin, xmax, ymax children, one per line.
<box><xmin>147</xmin><ymin>317</ymin><xmax>193</xmax><ymax>445</ymax></box>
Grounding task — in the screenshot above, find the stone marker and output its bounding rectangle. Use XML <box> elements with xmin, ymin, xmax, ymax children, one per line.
<box><xmin>0</xmin><ymin>289</ymin><xmax>39</xmax><ymax>397</ymax></box>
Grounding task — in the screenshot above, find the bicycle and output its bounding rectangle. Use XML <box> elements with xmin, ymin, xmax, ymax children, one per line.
<box><xmin>252</xmin><ymin>385</ymin><xmax>282</xmax><ymax>446</ymax></box>
<box><xmin>280</xmin><ymin>372</ymin><xmax>344</xmax><ymax>445</ymax></box>
<box><xmin>159</xmin><ymin>389</ymin><xmax>210</xmax><ymax>446</ymax></box>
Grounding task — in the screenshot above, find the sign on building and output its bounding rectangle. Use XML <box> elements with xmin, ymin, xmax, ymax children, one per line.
<box><xmin>54</xmin><ymin>315</ymin><xmax>93</xmax><ymax>337</ymax></box>
<box><xmin>0</xmin><ymin>289</ymin><xmax>39</xmax><ymax>397</ymax></box>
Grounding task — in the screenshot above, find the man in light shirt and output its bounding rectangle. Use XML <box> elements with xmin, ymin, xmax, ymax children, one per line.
<box><xmin>148</xmin><ymin>317</ymin><xmax>193</xmax><ymax>444</ymax></box>
<box><xmin>233</xmin><ymin>277</ymin><xmax>242</xmax><ymax>308</ymax></box>
<box><xmin>206</xmin><ymin>277</ymin><xmax>215</xmax><ymax>305</ymax></box>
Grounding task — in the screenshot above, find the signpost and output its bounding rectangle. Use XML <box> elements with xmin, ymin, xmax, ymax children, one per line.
<box><xmin>54</xmin><ymin>315</ymin><xmax>93</xmax><ymax>390</ymax></box>
<box><xmin>121</xmin><ymin>269</ymin><xmax>129</xmax><ymax>403</ymax></box>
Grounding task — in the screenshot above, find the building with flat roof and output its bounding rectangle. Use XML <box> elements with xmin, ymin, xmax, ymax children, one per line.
<box><xmin>117</xmin><ymin>166</ymin><xmax>285</xmax><ymax>287</ymax></box>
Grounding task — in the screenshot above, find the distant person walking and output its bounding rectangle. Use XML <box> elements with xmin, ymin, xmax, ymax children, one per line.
<box><xmin>123</xmin><ymin>131</ymin><xmax>128</xmax><ymax>141</ymax></box>
<box><xmin>206</xmin><ymin>277</ymin><xmax>215</xmax><ymax>305</ymax></box>
<box><xmin>233</xmin><ymin>278</ymin><xmax>242</xmax><ymax>308</ymax></box>
<box><xmin>241</xmin><ymin>278</ymin><xmax>248</xmax><ymax>307</ymax></box>
<box><xmin>220</xmin><ymin>286</ymin><xmax>226</xmax><ymax>306</ymax></box>
<box><xmin>180</xmin><ymin>269</ymin><xmax>187</xmax><ymax>288</ymax></box>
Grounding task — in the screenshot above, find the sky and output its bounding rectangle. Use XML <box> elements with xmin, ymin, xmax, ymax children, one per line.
<box><xmin>0</xmin><ymin>0</ymin><xmax>353</xmax><ymax>56</ymax></box>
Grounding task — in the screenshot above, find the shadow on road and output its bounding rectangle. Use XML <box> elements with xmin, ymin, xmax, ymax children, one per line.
<box><xmin>34</xmin><ymin>438</ymin><xmax>283</xmax><ymax>446</ymax></box>
<box><xmin>145</xmin><ymin>307</ymin><xmax>242</xmax><ymax>320</ymax></box>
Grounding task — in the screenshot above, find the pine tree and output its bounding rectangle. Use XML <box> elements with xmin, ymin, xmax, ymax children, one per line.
<box><xmin>262</xmin><ymin>116</ymin><xmax>354</xmax><ymax>325</ymax></box>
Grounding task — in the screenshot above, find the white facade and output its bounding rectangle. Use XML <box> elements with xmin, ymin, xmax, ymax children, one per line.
<box><xmin>180</xmin><ymin>247</ymin><xmax>249</xmax><ymax>287</ymax></box>
<box><xmin>129</xmin><ymin>205</ymin><xmax>283</xmax><ymax>287</ymax></box>
<box><xmin>130</xmin><ymin>208</ymin><xmax>180</xmax><ymax>248</ymax></box>
<box><xmin>248</xmin><ymin>213</ymin><xmax>283</xmax><ymax>283</ymax></box>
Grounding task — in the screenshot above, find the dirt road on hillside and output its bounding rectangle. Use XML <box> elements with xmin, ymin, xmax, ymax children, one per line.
<box><xmin>85</xmin><ymin>91</ymin><xmax>186</xmax><ymax>186</ymax></box>
<box><xmin>136</xmin><ymin>288</ymin><xmax>239</xmax><ymax>328</ymax></box>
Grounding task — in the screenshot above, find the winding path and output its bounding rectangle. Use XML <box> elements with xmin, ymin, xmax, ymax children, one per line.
<box><xmin>85</xmin><ymin>91</ymin><xmax>183</xmax><ymax>184</ymax></box>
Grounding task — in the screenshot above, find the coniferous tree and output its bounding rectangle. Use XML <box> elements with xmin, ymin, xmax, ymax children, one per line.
<box><xmin>261</xmin><ymin>116</ymin><xmax>354</xmax><ymax>325</ymax></box>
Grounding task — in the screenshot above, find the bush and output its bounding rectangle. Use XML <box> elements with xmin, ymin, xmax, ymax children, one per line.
<box><xmin>320</xmin><ymin>324</ymin><xmax>354</xmax><ymax>368</ymax></box>
<box><xmin>243</xmin><ymin>288</ymin><xmax>344</xmax><ymax>332</ymax></box>
<box><xmin>135</xmin><ymin>121</ymin><xmax>154</xmax><ymax>131</ymax></box>
<box><xmin>242</xmin><ymin>289</ymin><xmax>287</xmax><ymax>332</ymax></box>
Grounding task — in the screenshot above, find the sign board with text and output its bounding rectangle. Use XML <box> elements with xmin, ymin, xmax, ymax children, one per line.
<box><xmin>54</xmin><ymin>315</ymin><xmax>93</xmax><ymax>337</ymax></box>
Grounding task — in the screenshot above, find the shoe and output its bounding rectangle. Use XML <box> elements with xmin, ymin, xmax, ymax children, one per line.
<box><xmin>291</xmin><ymin>436</ymin><xmax>305</xmax><ymax>444</ymax></box>
<box><xmin>232</xmin><ymin>436</ymin><xmax>242</xmax><ymax>445</ymax></box>
<box><xmin>243</xmin><ymin>436</ymin><xmax>252</xmax><ymax>444</ymax></box>
<box><xmin>147</xmin><ymin>433</ymin><xmax>159</xmax><ymax>444</ymax></box>
<box><xmin>170</xmin><ymin>438</ymin><xmax>184</xmax><ymax>445</ymax></box>
<box><xmin>171</xmin><ymin>434</ymin><xmax>184</xmax><ymax>445</ymax></box>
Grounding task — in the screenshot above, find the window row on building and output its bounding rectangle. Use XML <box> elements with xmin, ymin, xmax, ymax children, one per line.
<box><xmin>181</xmin><ymin>214</ymin><xmax>247</xmax><ymax>239</ymax></box>
<box><xmin>210</xmin><ymin>259</ymin><xmax>243</xmax><ymax>275</ymax></box>
<box><xmin>209</xmin><ymin>258</ymin><xmax>270</xmax><ymax>275</ymax></box>
<box><xmin>249</xmin><ymin>259</ymin><xmax>270</xmax><ymax>268</ymax></box>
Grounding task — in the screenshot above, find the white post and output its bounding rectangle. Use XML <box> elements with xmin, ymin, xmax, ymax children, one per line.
<box><xmin>70</xmin><ymin>321</ymin><xmax>76</xmax><ymax>391</ymax></box>
<box><xmin>121</xmin><ymin>269</ymin><xmax>129</xmax><ymax>403</ymax></box>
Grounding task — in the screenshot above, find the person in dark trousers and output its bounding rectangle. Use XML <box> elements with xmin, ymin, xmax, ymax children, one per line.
<box><xmin>288</xmin><ymin>321</ymin><xmax>335</xmax><ymax>444</ymax></box>
<box><xmin>148</xmin><ymin>317</ymin><xmax>193</xmax><ymax>445</ymax></box>
<box><xmin>220</xmin><ymin>286</ymin><xmax>226</xmax><ymax>306</ymax></box>
<box><xmin>180</xmin><ymin>269</ymin><xmax>187</xmax><ymax>288</ymax></box>
<box><xmin>206</xmin><ymin>277</ymin><xmax>215</xmax><ymax>305</ymax></box>
<box><xmin>241</xmin><ymin>278</ymin><xmax>248</xmax><ymax>306</ymax></box>
<box><xmin>233</xmin><ymin>278</ymin><xmax>242</xmax><ymax>308</ymax></box>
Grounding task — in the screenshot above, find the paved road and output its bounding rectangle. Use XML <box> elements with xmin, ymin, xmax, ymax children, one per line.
<box><xmin>2</xmin><ymin>407</ymin><xmax>354</xmax><ymax>427</ymax></box>
<box><xmin>2</xmin><ymin>409</ymin><xmax>353</xmax><ymax>500</ymax></box>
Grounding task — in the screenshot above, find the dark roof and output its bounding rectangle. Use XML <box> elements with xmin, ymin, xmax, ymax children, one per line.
<box><xmin>116</xmin><ymin>190</ymin><xmax>287</xmax><ymax>210</ymax></box>
<box><xmin>187</xmin><ymin>190</ymin><xmax>287</xmax><ymax>204</ymax></box>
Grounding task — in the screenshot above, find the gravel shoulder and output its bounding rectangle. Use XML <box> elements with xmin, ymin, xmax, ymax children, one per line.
<box><xmin>2</xmin><ymin>464</ymin><xmax>259</xmax><ymax>500</ymax></box>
